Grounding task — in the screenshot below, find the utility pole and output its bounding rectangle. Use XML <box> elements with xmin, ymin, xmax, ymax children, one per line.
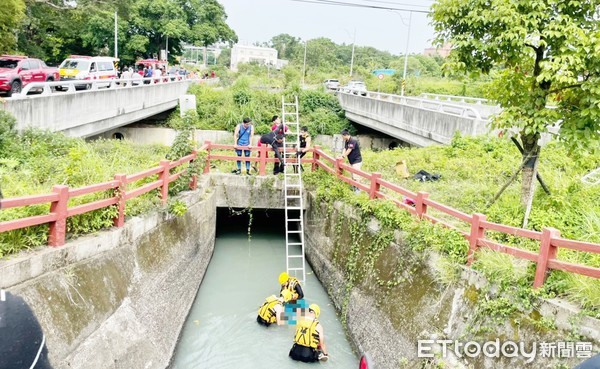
<box><xmin>401</xmin><ymin>11</ymin><xmax>412</xmax><ymax>96</ymax></box>
<box><xmin>302</xmin><ymin>40</ymin><xmax>307</xmax><ymax>86</ymax></box>
<box><xmin>350</xmin><ymin>28</ymin><xmax>356</xmax><ymax>77</ymax></box>
<box><xmin>166</xmin><ymin>36</ymin><xmax>169</xmax><ymax>62</ymax></box>
<box><xmin>114</xmin><ymin>10</ymin><xmax>118</xmax><ymax>58</ymax></box>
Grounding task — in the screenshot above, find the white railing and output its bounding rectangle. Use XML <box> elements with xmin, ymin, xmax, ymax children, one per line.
<box><xmin>419</xmin><ymin>93</ymin><xmax>493</xmax><ymax>105</ymax></box>
<box><xmin>13</xmin><ymin>76</ymin><xmax>218</xmax><ymax>98</ymax></box>
<box><xmin>340</xmin><ymin>90</ymin><xmax>484</xmax><ymax>120</ymax></box>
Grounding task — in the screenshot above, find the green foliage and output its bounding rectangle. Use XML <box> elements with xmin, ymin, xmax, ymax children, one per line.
<box><xmin>168</xmin><ymin>199</ymin><xmax>188</xmax><ymax>217</ymax></box>
<box><xmin>0</xmin><ymin>130</ymin><xmax>171</xmax><ymax>257</ymax></box>
<box><xmin>306</xmin><ymin>134</ymin><xmax>599</xmax><ymax>315</ymax></box>
<box><xmin>0</xmin><ymin>111</ymin><xmax>17</xmax><ymax>155</ymax></box>
<box><xmin>0</xmin><ymin>0</ymin><xmax>25</xmax><ymax>53</ymax></box>
<box><xmin>15</xmin><ymin>0</ymin><xmax>237</xmax><ymax>66</ymax></box>
<box><xmin>431</xmin><ymin>0</ymin><xmax>600</xmax><ymax>206</ymax></box>
<box><xmin>169</xmin><ymin>83</ymin><xmax>350</xmax><ymax>136</ymax></box>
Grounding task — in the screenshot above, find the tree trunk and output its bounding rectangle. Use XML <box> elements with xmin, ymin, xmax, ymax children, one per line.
<box><xmin>520</xmin><ymin>135</ymin><xmax>541</xmax><ymax>226</ymax></box>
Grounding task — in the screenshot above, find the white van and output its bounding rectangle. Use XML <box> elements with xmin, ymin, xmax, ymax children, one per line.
<box><xmin>58</xmin><ymin>55</ymin><xmax>118</xmax><ymax>89</ymax></box>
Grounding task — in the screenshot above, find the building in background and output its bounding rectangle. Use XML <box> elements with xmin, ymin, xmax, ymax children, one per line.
<box><xmin>230</xmin><ymin>44</ymin><xmax>278</xmax><ymax>71</ymax></box>
<box><xmin>423</xmin><ymin>43</ymin><xmax>452</xmax><ymax>58</ymax></box>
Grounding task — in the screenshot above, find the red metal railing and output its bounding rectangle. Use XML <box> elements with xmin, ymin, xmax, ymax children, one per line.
<box><xmin>1</xmin><ymin>142</ymin><xmax>598</xmax><ymax>289</ymax></box>
<box><xmin>306</xmin><ymin>145</ymin><xmax>600</xmax><ymax>288</ymax></box>
<box><xmin>0</xmin><ymin>147</ymin><xmax>202</xmax><ymax>246</ymax></box>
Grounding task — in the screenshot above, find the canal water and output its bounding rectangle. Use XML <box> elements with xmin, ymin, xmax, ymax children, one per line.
<box><xmin>170</xmin><ymin>209</ymin><xmax>358</xmax><ymax>369</ymax></box>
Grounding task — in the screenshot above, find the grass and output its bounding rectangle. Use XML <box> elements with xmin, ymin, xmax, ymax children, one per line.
<box><xmin>303</xmin><ymin>134</ymin><xmax>600</xmax><ymax>317</ymax></box>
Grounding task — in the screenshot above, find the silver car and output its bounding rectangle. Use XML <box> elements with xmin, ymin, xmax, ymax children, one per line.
<box><xmin>324</xmin><ymin>79</ymin><xmax>340</xmax><ymax>90</ymax></box>
<box><xmin>343</xmin><ymin>81</ymin><xmax>367</xmax><ymax>96</ymax></box>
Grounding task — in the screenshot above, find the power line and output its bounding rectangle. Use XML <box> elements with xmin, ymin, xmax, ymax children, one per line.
<box><xmin>353</xmin><ymin>0</ymin><xmax>432</xmax><ymax>9</ymax></box>
<box><xmin>288</xmin><ymin>0</ymin><xmax>431</xmax><ymax>14</ymax></box>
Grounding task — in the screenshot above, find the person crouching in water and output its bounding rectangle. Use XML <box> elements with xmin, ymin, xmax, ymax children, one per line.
<box><xmin>289</xmin><ymin>304</ymin><xmax>329</xmax><ymax>362</ymax></box>
<box><xmin>278</xmin><ymin>272</ymin><xmax>304</xmax><ymax>302</ymax></box>
<box><xmin>257</xmin><ymin>289</ymin><xmax>292</xmax><ymax>326</ymax></box>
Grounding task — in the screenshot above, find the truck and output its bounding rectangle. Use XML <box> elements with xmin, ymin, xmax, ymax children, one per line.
<box><xmin>0</xmin><ymin>55</ymin><xmax>60</xmax><ymax>97</ymax></box>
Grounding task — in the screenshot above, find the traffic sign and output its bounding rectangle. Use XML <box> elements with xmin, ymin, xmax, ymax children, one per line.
<box><xmin>378</xmin><ymin>74</ymin><xmax>384</xmax><ymax>80</ymax></box>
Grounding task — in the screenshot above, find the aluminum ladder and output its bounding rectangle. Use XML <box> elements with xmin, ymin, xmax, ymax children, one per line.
<box><xmin>281</xmin><ymin>95</ymin><xmax>306</xmax><ymax>283</ymax></box>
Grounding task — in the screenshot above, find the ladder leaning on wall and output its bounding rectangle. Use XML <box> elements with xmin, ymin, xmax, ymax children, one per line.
<box><xmin>281</xmin><ymin>95</ymin><xmax>306</xmax><ymax>283</ymax></box>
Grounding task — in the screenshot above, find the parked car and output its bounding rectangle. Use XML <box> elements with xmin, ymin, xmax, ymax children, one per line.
<box><xmin>323</xmin><ymin>79</ymin><xmax>340</xmax><ymax>90</ymax></box>
<box><xmin>342</xmin><ymin>81</ymin><xmax>368</xmax><ymax>96</ymax></box>
<box><xmin>0</xmin><ymin>55</ymin><xmax>60</xmax><ymax>97</ymax></box>
<box><xmin>58</xmin><ymin>55</ymin><xmax>118</xmax><ymax>90</ymax></box>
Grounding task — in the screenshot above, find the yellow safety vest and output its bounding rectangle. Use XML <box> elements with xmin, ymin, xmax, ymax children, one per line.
<box><xmin>258</xmin><ymin>296</ymin><xmax>280</xmax><ymax>324</ymax></box>
<box><xmin>293</xmin><ymin>318</ymin><xmax>320</xmax><ymax>349</ymax></box>
<box><xmin>282</xmin><ymin>277</ymin><xmax>300</xmax><ymax>300</ymax></box>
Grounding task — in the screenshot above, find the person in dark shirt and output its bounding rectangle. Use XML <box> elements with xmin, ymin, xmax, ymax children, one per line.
<box><xmin>339</xmin><ymin>129</ymin><xmax>363</xmax><ymax>193</ymax></box>
<box><xmin>0</xmin><ymin>290</ymin><xmax>53</xmax><ymax>369</ymax></box>
<box><xmin>260</xmin><ymin>130</ymin><xmax>285</xmax><ymax>174</ymax></box>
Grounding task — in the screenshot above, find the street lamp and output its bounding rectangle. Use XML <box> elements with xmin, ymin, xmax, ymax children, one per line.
<box><xmin>302</xmin><ymin>40</ymin><xmax>308</xmax><ymax>86</ymax></box>
<box><xmin>390</xmin><ymin>10</ymin><xmax>413</xmax><ymax>96</ymax></box>
<box><xmin>344</xmin><ymin>28</ymin><xmax>357</xmax><ymax>77</ymax></box>
<box><xmin>401</xmin><ymin>12</ymin><xmax>412</xmax><ymax>96</ymax></box>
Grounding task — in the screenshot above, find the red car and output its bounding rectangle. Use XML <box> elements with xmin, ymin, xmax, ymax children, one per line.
<box><xmin>0</xmin><ymin>55</ymin><xmax>60</xmax><ymax>97</ymax></box>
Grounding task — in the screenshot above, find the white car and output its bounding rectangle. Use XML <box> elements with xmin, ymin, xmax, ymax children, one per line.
<box><xmin>343</xmin><ymin>81</ymin><xmax>367</xmax><ymax>96</ymax></box>
<box><xmin>323</xmin><ymin>79</ymin><xmax>340</xmax><ymax>90</ymax></box>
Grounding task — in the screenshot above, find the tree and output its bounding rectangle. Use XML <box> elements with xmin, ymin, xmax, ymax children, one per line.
<box><xmin>0</xmin><ymin>0</ymin><xmax>25</xmax><ymax>53</ymax></box>
<box><xmin>432</xmin><ymin>0</ymin><xmax>600</xmax><ymax>220</ymax></box>
<box><xmin>269</xmin><ymin>33</ymin><xmax>301</xmax><ymax>60</ymax></box>
<box><xmin>15</xmin><ymin>0</ymin><xmax>237</xmax><ymax>66</ymax></box>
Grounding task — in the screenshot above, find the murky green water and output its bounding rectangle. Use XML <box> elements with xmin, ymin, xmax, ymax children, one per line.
<box><xmin>170</xmin><ymin>210</ymin><xmax>358</xmax><ymax>369</ymax></box>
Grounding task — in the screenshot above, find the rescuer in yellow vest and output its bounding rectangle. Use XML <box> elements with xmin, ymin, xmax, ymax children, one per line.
<box><xmin>289</xmin><ymin>304</ymin><xmax>329</xmax><ymax>362</ymax></box>
<box><xmin>279</xmin><ymin>272</ymin><xmax>304</xmax><ymax>302</ymax></box>
<box><xmin>257</xmin><ymin>289</ymin><xmax>292</xmax><ymax>326</ymax></box>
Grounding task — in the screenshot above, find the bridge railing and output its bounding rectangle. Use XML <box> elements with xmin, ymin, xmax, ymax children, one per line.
<box><xmin>419</xmin><ymin>93</ymin><xmax>493</xmax><ymax>105</ymax></box>
<box><xmin>1</xmin><ymin>142</ymin><xmax>599</xmax><ymax>289</ymax></box>
<box><xmin>13</xmin><ymin>76</ymin><xmax>217</xmax><ymax>97</ymax></box>
<box><xmin>343</xmin><ymin>90</ymin><xmax>484</xmax><ymax>120</ymax></box>
<box><xmin>309</xmin><ymin>145</ymin><xmax>600</xmax><ymax>288</ymax></box>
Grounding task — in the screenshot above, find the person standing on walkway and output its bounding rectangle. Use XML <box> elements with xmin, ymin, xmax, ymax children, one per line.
<box><xmin>289</xmin><ymin>304</ymin><xmax>329</xmax><ymax>362</ymax></box>
<box><xmin>233</xmin><ymin>118</ymin><xmax>254</xmax><ymax>175</ymax></box>
<box><xmin>339</xmin><ymin>129</ymin><xmax>363</xmax><ymax>193</ymax></box>
<box><xmin>295</xmin><ymin>126</ymin><xmax>311</xmax><ymax>173</ymax></box>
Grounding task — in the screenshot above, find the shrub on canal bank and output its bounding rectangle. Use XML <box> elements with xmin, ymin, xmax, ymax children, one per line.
<box><xmin>303</xmin><ymin>134</ymin><xmax>600</xmax><ymax>318</ymax></box>
<box><xmin>0</xmin><ymin>129</ymin><xmax>170</xmax><ymax>257</ymax></box>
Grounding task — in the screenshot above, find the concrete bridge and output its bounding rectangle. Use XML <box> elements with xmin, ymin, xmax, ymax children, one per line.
<box><xmin>0</xmin><ymin>78</ymin><xmax>198</xmax><ymax>138</ymax></box>
<box><xmin>338</xmin><ymin>91</ymin><xmax>501</xmax><ymax>147</ymax></box>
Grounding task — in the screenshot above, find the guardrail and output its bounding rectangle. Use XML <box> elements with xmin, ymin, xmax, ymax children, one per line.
<box><xmin>339</xmin><ymin>90</ymin><xmax>484</xmax><ymax>120</ymax></box>
<box><xmin>419</xmin><ymin>93</ymin><xmax>493</xmax><ymax>105</ymax></box>
<box><xmin>1</xmin><ymin>142</ymin><xmax>598</xmax><ymax>289</ymax></box>
<box><xmin>12</xmin><ymin>76</ymin><xmax>219</xmax><ymax>98</ymax></box>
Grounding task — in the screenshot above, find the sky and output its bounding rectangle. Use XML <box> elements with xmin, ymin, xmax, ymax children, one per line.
<box><xmin>217</xmin><ymin>0</ymin><xmax>438</xmax><ymax>56</ymax></box>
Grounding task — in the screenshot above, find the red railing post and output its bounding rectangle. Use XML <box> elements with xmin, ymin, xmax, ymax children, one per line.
<box><xmin>160</xmin><ymin>160</ymin><xmax>171</xmax><ymax>205</ymax></box>
<box><xmin>533</xmin><ymin>227</ymin><xmax>561</xmax><ymax>288</ymax></box>
<box><xmin>203</xmin><ymin>140</ymin><xmax>211</xmax><ymax>174</ymax></box>
<box><xmin>48</xmin><ymin>185</ymin><xmax>69</xmax><ymax>247</ymax></box>
<box><xmin>114</xmin><ymin>174</ymin><xmax>127</xmax><ymax>227</ymax></box>
<box><xmin>190</xmin><ymin>150</ymin><xmax>198</xmax><ymax>190</ymax></box>
<box><xmin>369</xmin><ymin>172</ymin><xmax>382</xmax><ymax>200</ymax></box>
<box><xmin>335</xmin><ymin>157</ymin><xmax>344</xmax><ymax>177</ymax></box>
<box><xmin>415</xmin><ymin>191</ymin><xmax>429</xmax><ymax>218</ymax></box>
<box><xmin>467</xmin><ymin>213</ymin><xmax>486</xmax><ymax>265</ymax></box>
<box><xmin>259</xmin><ymin>144</ymin><xmax>267</xmax><ymax>176</ymax></box>
<box><xmin>312</xmin><ymin>146</ymin><xmax>320</xmax><ymax>171</ymax></box>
